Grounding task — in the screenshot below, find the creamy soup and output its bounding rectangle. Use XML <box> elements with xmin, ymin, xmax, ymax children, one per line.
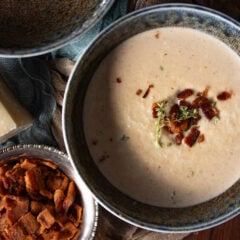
<box><xmin>83</xmin><ymin>27</ymin><xmax>240</xmax><ymax>207</ymax></box>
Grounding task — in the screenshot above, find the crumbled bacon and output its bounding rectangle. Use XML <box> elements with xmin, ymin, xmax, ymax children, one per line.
<box><xmin>55</xmin><ymin>222</ymin><xmax>78</xmax><ymax>240</ymax></box>
<box><xmin>190</xmin><ymin>114</ymin><xmax>201</xmax><ymax>126</ymax></box>
<box><xmin>5</xmin><ymin>196</ymin><xmax>29</xmax><ymax>225</ymax></box>
<box><xmin>201</xmin><ymin>101</ymin><xmax>218</xmax><ymax>120</ymax></box>
<box><xmin>68</xmin><ymin>204</ymin><xmax>83</xmax><ymax>227</ymax></box>
<box><xmin>136</xmin><ymin>89</ymin><xmax>143</xmax><ymax>96</ymax></box>
<box><xmin>20</xmin><ymin>159</ymin><xmax>37</xmax><ymax>170</ymax></box>
<box><xmin>155</xmin><ymin>31</ymin><xmax>160</xmax><ymax>39</ymax></box>
<box><xmin>198</xmin><ymin>134</ymin><xmax>205</xmax><ymax>143</ymax></box>
<box><xmin>175</xmin><ymin>133</ymin><xmax>184</xmax><ymax>145</ymax></box>
<box><xmin>41</xmin><ymin>160</ymin><xmax>57</xmax><ymax>170</ymax></box>
<box><xmin>169</xmin><ymin>120</ymin><xmax>189</xmax><ymax>134</ymax></box>
<box><xmin>179</xmin><ymin>100</ymin><xmax>192</xmax><ymax>108</ymax></box>
<box><xmin>192</xmin><ymin>96</ymin><xmax>209</xmax><ymax>108</ymax></box>
<box><xmin>217</xmin><ymin>91</ymin><xmax>232</xmax><ymax>100</ymax></box>
<box><xmin>6</xmin><ymin>222</ymin><xmax>26</xmax><ymax>240</ymax></box>
<box><xmin>152</xmin><ymin>86</ymin><xmax>228</xmax><ymax>148</ymax></box>
<box><xmin>177</xmin><ymin>89</ymin><xmax>194</xmax><ymax>99</ymax></box>
<box><xmin>169</xmin><ymin>104</ymin><xmax>180</xmax><ymax>121</ymax></box>
<box><xmin>30</xmin><ymin>201</ymin><xmax>43</xmax><ymax>215</ymax></box>
<box><xmin>54</xmin><ymin>189</ymin><xmax>65</xmax><ymax>213</ymax></box>
<box><xmin>202</xmin><ymin>86</ymin><xmax>210</xmax><ymax>97</ymax></box>
<box><xmin>63</xmin><ymin>182</ymin><xmax>76</xmax><ymax>214</ymax></box>
<box><xmin>142</xmin><ymin>84</ymin><xmax>154</xmax><ymax>98</ymax></box>
<box><xmin>184</xmin><ymin>127</ymin><xmax>200</xmax><ymax>147</ymax></box>
<box><xmin>0</xmin><ymin>158</ymin><xmax>83</xmax><ymax>239</ymax></box>
<box><xmin>152</xmin><ymin>102</ymin><xmax>158</xmax><ymax>118</ymax></box>
<box><xmin>37</xmin><ymin>208</ymin><xmax>55</xmax><ymax>231</ymax></box>
<box><xmin>18</xmin><ymin>212</ymin><xmax>39</xmax><ymax>235</ymax></box>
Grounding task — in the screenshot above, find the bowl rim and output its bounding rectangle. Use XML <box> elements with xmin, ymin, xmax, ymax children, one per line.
<box><xmin>0</xmin><ymin>144</ymin><xmax>99</xmax><ymax>239</ymax></box>
<box><xmin>63</xmin><ymin>3</ymin><xmax>240</xmax><ymax>233</ymax></box>
<box><xmin>0</xmin><ymin>0</ymin><xmax>115</xmax><ymax>58</ymax></box>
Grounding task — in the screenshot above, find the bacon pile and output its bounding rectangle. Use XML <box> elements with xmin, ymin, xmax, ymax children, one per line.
<box><xmin>152</xmin><ymin>87</ymin><xmax>231</xmax><ymax>147</ymax></box>
<box><xmin>0</xmin><ymin>156</ymin><xmax>83</xmax><ymax>240</ymax></box>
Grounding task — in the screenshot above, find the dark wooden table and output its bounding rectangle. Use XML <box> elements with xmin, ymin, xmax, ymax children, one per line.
<box><xmin>95</xmin><ymin>1</ymin><xmax>240</xmax><ymax>239</ymax></box>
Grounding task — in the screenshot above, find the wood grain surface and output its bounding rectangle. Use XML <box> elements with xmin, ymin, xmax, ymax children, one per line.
<box><xmin>94</xmin><ymin>1</ymin><xmax>240</xmax><ymax>239</ymax></box>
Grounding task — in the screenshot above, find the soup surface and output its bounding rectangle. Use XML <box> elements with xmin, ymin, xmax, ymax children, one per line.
<box><xmin>83</xmin><ymin>27</ymin><xmax>240</xmax><ymax>207</ymax></box>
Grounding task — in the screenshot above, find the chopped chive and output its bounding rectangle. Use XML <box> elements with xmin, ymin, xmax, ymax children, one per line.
<box><xmin>120</xmin><ymin>134</ymin><xmax>130</xmax><ymax>142</ymax></box>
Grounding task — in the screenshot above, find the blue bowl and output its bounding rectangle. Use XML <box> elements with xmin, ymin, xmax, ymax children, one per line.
<box><xmin>63</xmin><ymin>3</ymin><xmax>240</xmax><ymax>233</ymax></box>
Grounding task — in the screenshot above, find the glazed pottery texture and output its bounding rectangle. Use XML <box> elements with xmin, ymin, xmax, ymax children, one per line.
<box><xmin>63</xmin><ymin>4</ymin><xmax>240</xmax><ymax>232</ymax></box>
<box><xmin>0</xmin><ymin>0</ymin><xmax>114</xmax><ymax>57</ymax></box>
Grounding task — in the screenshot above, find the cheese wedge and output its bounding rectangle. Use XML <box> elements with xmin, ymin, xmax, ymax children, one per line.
<box><xmin>0</xmin><ymin>75</ymin><xmax>33</xmax><ymax>142</ymax></box>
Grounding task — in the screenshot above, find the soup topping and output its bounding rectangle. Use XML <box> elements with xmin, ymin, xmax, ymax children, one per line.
<box><xmin>152</xmin><ymin>87</ymin><xmax>232</xmax><ymax>148</ymax></box>
<box><xmin>0</xmin><ymin>156</ymin><xmax>83</xmax><ymax>239</ymax></box>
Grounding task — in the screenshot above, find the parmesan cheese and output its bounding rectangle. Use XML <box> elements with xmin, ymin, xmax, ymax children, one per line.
<box><xmin>0</xmin><ymin>75</ymin><xmax>33</xmax><ymax>142</ymax></box>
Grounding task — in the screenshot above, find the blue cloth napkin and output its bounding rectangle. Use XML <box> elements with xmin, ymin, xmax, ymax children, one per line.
<box><xmin>0</xmin><ymin>0</ymin><xmax>128</xmax><ymax>149</ymax></box>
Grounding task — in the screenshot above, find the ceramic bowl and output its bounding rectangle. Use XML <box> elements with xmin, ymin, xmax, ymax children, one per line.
<box><xmin>0</xmin><ymin>0</ymin><xmax>114</xmax><ymax>57</ymax></box>
<box><xmin>63</xmin><ymin>4</ymin><xmax>240</xmax><ymax>233</ymax></box>
<box><xmin>0</xmin><ymin>144</ymin><xmax>98</xmax><ymax>239</ymax></box>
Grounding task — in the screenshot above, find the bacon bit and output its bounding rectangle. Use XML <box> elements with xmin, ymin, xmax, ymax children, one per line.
<box><xmin>163</xmin><ymin>125</ymin><xmax>174</xmax><ymax>134</ymax></box>
<box><xmin>169</xmin><ymin>104</ymin><xmax>180</xmax><ymax>121</ymax></box>
<box><xmin>68</xmin><ymin>204</ymin><xmax>83</xmax><ymax>227</ymax></box>
<box><xmin>201</xmin><ymin>101</ymin><xmax>218</xmax><ymax>120</ymax></box>
<box><xmin>177</xmin><ymin>89</ymin><xmax>194</xmax><ymax>99</ymax></box>
<box><xmin>41</xmin><ymin>161</ymin><xmax>57</xmax><ymax>170</ymax></box>
<box><xmin>152</xmin><ymin>102</ymin><xmax>159</xmax><ymax>118</ymax></box>
<box><xmin>6</xmin><ymin>223</ymin><xmax>26</xmax><ymax>240</ymax></box>
<box><xmin>192</xmin><ymin>96</ymin><xmax>209</xmax><ymax>108</ymax></box>
<box><xmin>18</xmin><ymin>212</ymin><xmax>40</xmax><ymax>235</ymax></box>
<box><xmin>136</xmin><ymin>89</ymin><xmax>143</xmax><ymax>96</ymax></box>
<box><xmin>184</xmin><ymin>127</ymin><xmax>200</xmax><ymax>147</ymax></box>
<box><xmin>202</xmin><ymin>86</ymin><xmax>210</xmax><ymax>97</ymax></box>
<box><xmin>39</xmin><ymin>189</ymin><xmax>53</xmax><ymax>200</ymax></box>
<box><xmin>179</xmin><ymin>100</ymin><xmax>192</xmax><ymax>108</ymax></box>
<box><xmin>198</xmin><ymin>134</ymin><xmax>205</xmax><ymax>143</ymax></box>
<box><xmin>54</xmin><ymin>189</ymin><xmax>65</xmax><ymax>213</ymax></box>
<box><xmin>116</xmin><ymin>77</ymin><xmax>122</xmax><ymax>83</ymax></box>
<box><xmin>217</xmin><ymin>91</ymin><xmax>232</xmax><ymax>100</ymax></box>
<box><xmin>169</xmin><ymin>120</ymin><xmax>189</xmax><ymax>134</ymax></box>
<box><xmin>30</xmin><ymin>201</ymin><xmax>43</xmax><ymax>215</ymax></box>
<box><xmin>175</xmin><ymin>132</ymin><xmax>184</xmax><ymax>145</ymax></box>
<box><xmin>190</xmin><ymin>114</ymin><xmax>201</xmax><ymax>125</ymax></box>
<box><xmin>5</xmin><ymin>196</ymin><xmax>29</xmax><ymax>225</ymax></box>
<box><xmin>56</xmin><ymin>222</ymin><xmax>78</xmax><ymax>240</ymax></box>
<box><xmin>37</xmin><ymin>208</ymin><xmax>55</xmax><ymax>230</ymax></box>
<box><xmin>142</xmin><ymin>84</ymin><xmax>154</xmax><ymax>98</ymax></box>
<box><xmin>20</xmin><ymin>159</ymin><xmax>37</xmax><ymax>170</ymax></box>
<box><xmin>155</xmin><ymin>31</ymin><xmax>160</xmax><ymax>39</ymax></box>
<box><xmin>63</xmin><ymin>182</ymin><xmax>76</xmax><ymax>214</ymax></box>
<box><xmin>197</xmin><ymin>86</ymin><xmax>210</xmax><ymax>97</ymax></box>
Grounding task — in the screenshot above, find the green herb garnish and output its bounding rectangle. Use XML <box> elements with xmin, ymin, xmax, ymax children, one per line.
<box><xmin>160</xmin><ymin>65</ymin><xmax>164</xmax><ymax>71</ymax></box>
<box><xmin>154</xmin><ymin>101</ymin><xmax>168</xmax><ymax>148</ymax></box>
<box><xmin>177</xmin><ymin>106</ymin><xmax>199</xmax><ymax>122</ymax></box>
<box><xmin>213</xmin><ymin>116</ymin><xmax>220</xmax><ymax>124</ymax></box>
<box><xmin>120</xmin><ymin>134</ymin><xmax>130</xmax><ymax>142</ymax></box>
